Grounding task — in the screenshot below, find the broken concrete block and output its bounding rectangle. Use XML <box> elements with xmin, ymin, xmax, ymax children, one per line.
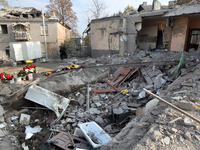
<box><xmin>92</xmin><ymin>95</ymin><xmax>100</xmax><ymax>102</ymax></box>
<box><xmin>0</xmin><ymin>122</ymin><xmax>7</xmax><ymax>128</ymax></box>
<box><xmin>0</xmin><ymin>105</ymin><xmax>4</xmax><ymax>116</ymax></box>
<box><xmin>20</xmin><ymin>113</ymin><xmax>30</xmax><ymax>125</ymax></box>
<box><xmin>66</xmin><ymin>118</ymin><xmax>76</xmax><ymax>123</ymax></box>
<box><xmin>73</xmin><ymin>128</ymin><xmax>85</xmax><ymax>138</ymax></box>
<box><xmin>145</xmin><ymin>98</ymin><xmax>159</xmax><ymax>110</ymax></box>
<box><xmin>0</xmin><ymin>129</ymin><xmax>5</xmax><ymax>138</ymax></box>
<box><xmin>95</xmin><ymin>116</ymin><xmax>104</xmax><ymax>125</ymax></box>
<box><xmin>178</xmin><ymin>135</ymin><xmax>184</xmax><ymax>142</ymax></box>
<box><xmin>168</xmin><ymin>128</ymin><xmax>178</xmax><ymax>134</ymax></box>
<box><xmin>76</xmin><ymin>112</ymin><xmax>84</xmax><ymax>118</ymax></box>
<box><xmin>88</xmin><ymin>108</ymin><xmax>101</xmax><ymax>115</ymax></box>
<box><xmin>0</xmin><ymin>87</ymin><xmax>12</xmax><ymax>95</ymax></box>
<box><xmin>184</xmin><ymin>117</ymin><xmax>196</xmax><ymax>126</ymax></box>
<box><xmin>162</xmin><ymin>137</ymin><xmax>170</xmax><ymax>145</ymax></box>
<box><xmin>24</xmin><ymin>146</ymin><xmax>29</xmax><ymax>150</ymax></box>
<box><xmin>184</xmin><ymin>132</ymin><xmax>191</xmax><ymax>141</ymax></box>
<box><xmin>171</xmin><ymin>96</ymin><xmax>183</xmax><ymax>100</ymax></box>
<box><xmin>95</xmin><ymin>102</ymin><xmax>102</xmax><ymax>107</ymax></box>
<box><xmin>104</xmin><ymin>125</ymin><xmax>112</xmax><ymax>133</ymax></box>
<box><xmin>177</xmin><ymin>100</ymin><xmax>197</xmax><ymax>111</ymax></box>
<box><xmin>77</xmin><ymin>94</ymin><xmax>85</xmax><ymax>106</ymax></box>
<box><xmin>66</xmin><ymin>124</ymin><xmax>71</xmax><ymax>131</ymax></box>
<box><xmin>0</xmin><ymin>97</ymin><xmax>4</xmax><ymax>102</ymax></box>
<box><xmin>151</xmin><ymin>130</ymin><xmax>162</xmax><ymax>141</ymax></box>
<box><xmin>0</xmin><ymin>116</ymin><xmax>4</xmax><ymax>123</ymax></box>
<box><xmin>91</xmin><ymin>103</ymin><xmax>96</xmax><ymax>108</ymax></box>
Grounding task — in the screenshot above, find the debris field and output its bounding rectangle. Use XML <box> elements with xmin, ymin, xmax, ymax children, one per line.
<box><xmin>0</xmin><ymin>49</ymin><xmax>200</xmax><ymax>150</ymax></box>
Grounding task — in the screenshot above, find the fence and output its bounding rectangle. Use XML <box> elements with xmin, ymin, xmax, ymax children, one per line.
<box><xmin>68</xmin><ymin>46</ymin><xmax>91</xmax><ymax>57</ymax></box>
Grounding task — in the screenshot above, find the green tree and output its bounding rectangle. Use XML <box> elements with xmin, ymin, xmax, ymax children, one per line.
<box><xmin>0</xmin><ymin>0</ymin><xmax>9</xmax><ymax>7</ymax></box>
<box><xmin>124</xmin><ymin>5</ymin><xmax>134</xmax><ymax>13</ymax></box>
<box><xmin>113</xmin><ymin>10</ymin><xmax>122</xmax><ymax>16</ymax></box>
<box><xmin>46</xmin><ymin>0</ymin><xmax>78</xmax><ymax>37</ymax></box>
<box><xmin>112</xmin><ymin>5</ymin><xmax>135</xmax><ymax>16</ymax></box>
<box><xmin>83</xmin><ymin>35</ymin><xmax>90</xmax><ymax>46</ymax></box>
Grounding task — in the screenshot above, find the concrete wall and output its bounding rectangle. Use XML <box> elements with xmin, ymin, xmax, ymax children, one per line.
<box><xmin>57</xmin><ymin>23</ymin><xmax>70</xmax><ymax>45</ymax></box>
<box><xmin>138</xmin><ymin>20</ymin><xmax>166</xmax><ymax>50</ymax></box>
<box><xmin>170</xmin><ymin>17</ymin><xmax>189</xmax><ymax>52</ymax></box>
<box><xmin>126</xmin><ymin>16</ymin><xmax>139</xmax><ymax>55</ymax></box>
<box><xmin>91</xmin><ymin>18</ymin><xmax>120</xmax><ymax>57</ymax></box>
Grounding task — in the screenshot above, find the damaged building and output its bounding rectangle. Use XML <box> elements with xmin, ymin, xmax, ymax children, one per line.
<box><xmin>0</xmin><ymin>7</ymin><xmax>71</xmax><ymax>60</ymax></box>
<box><xmin>90</xmin><ymin>1</ymin><xmax>200</xmax><ymax>57</ymax></box>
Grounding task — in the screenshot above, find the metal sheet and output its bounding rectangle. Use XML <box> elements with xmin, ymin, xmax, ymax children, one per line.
<box><xmin>25</xmin><ymin>85</ymin><xmax>70</xmax><ymax>117</ymax></box>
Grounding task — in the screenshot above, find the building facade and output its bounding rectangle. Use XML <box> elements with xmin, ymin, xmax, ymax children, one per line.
<box><xmin>90</xmin><ymin>1</ymin><xmax>200</xmax><ymax>57</ymax></box>
<box><xmin>0</xmin><ymin>7</ymin><xmax>70</xmax><ymax>60</ymax></box>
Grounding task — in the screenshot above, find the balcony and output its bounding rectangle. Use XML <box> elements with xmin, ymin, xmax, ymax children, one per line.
<box><xmin>14</xmin><ymin>31</ymin><xmax>30</xmax><ymax>41</ymax></box>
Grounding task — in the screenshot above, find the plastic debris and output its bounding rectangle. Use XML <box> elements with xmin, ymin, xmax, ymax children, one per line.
<box><xmin>25</xmin><ymin>125</ymin><xmax>42</xmax><ymax>140</ymax></box>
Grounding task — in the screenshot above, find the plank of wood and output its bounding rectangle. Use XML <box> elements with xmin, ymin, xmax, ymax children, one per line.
<box><xmin>92</xmin><ymin>87</ymin><xmax>126</xmax><ymax>93</ymax></box>
<box><xmin>143</xmin><ymin>88</ymin><xmax>200</xmax><ymax>124</ymax></box>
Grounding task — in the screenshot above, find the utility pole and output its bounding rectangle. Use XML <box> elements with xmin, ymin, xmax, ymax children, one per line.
<box><xmin>42</xmin><ymin>9</ymin><xmax>48</xmax><ymax>59</ymax></box>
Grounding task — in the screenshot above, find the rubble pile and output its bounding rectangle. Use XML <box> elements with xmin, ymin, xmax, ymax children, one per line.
<box><xmin>0</xmin><ymin>49</ymin><xmax>200</xmax><ymax>149</ymax></box>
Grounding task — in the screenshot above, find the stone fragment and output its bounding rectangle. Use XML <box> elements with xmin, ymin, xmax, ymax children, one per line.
<box><xmin>0</xmin><ymin>105</ymin><xmax>3</xmax><ymax>116</ymax></box>
<box><xmin>163</xmin><ymin>137</ymin><xmax>170</xmax><ymax>145</ymax></box>
<box><xmin>88</xmin><ymin>108</ymin><xmax>101</xmax><ymax>115</ymax></box>
<box><xmin>151</xmin><ymin>130</ymin><xmax>162</xmax><ymax>141</ymax></box>
<box><xmin>95</xmin><ymin>102</ymin><xmax>102</xmax><ymax>107</ymax></box>
<box><xmin>92</xmin><ymin>95</ymin><xmax>100</xmax><ymax>101</ymax></box>
<box><xmin>104</xmin><ymin>125</ymin><xmax>112</xmax><ymax>133</ymax></box>
<box><xmin>168</xmin><ymin>128</ymin><xmax>178</xmax><ymax>134</ymax></box>
<box><xmin>20</xmin><ymin>113</ymin><xmax>30</xmax><ymax>125</ymax></box>
<box><xmin>66</xmin><ymin>118</ymin><xmax>76</xmax><ymax>123</ymax></box>
<box><xmin>95</xmin><ymin>116</ymin><xmax>104</xmax><ymax>125</ymax></box>
<box><xmin>73</xmin><ymin>128</ymin><xmax>84</xmax><ymax>138</ymax></box>
<box><xmin>0</xmin><ymin>87</ymin><xmax>12</xmax><ymax>95</ymax></box>
<box><xmin>177</xmin><ymin>100</ymin><xmax>197</xmax><ymax>111</ymax></box>
<box><xmin>0</xmin><ymin>116</ymin><xmax>4</xmax><ymax>123</ymax></box>
<box><xmin>178</xmin><ymin>135</ymin><xmax>184</xmax><ymax>142</ymax></box>
<box><xmin>76</xmin><ymin>112</ymin><xmax>84</xmax><ymax>118</ymax></box>
<box><xmin>91</xmin><ymin>103</ymin><xmax>96</xmax><ymax>108</ymax></box>
<box><xmin>184</xmin><ymin>132</ymin><xmax>191</xmax><ymax>141</ymax></box>
<box><xmin>77</xmin><ymin>94</ymin><xmax>85</xmax><ymax>106</ymax></box>
<box><xmin>66</xmin><ymin>124</ymin><xmax>71</xmax><ymax>131</ymax></box>
<box><xmin>0</xmin><ymin>97</ymin><xmax>4</xmax><ymax>102</ymax></box>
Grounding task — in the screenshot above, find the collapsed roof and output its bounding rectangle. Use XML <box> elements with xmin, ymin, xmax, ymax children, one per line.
<box><xmin>0</xmin><ymin>7</ymin><xmax>41</xmax><ymax>19</ymax></box>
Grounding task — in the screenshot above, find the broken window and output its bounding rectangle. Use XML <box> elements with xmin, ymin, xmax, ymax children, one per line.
<box><xmin>189</xmin><ymin>30</ymin><xmax>200</xmax><ymax>50</ymax></box>
<box><xmin>41</xmin><ymin>25</ymin><xmax>48</xmax><ymax>35</ymax></box>
<box><xmin>190</xmin><ymin>30</ymin><xmax>200</xmax><ymax>44</ymax></box>
<box><xmin>0</xmin><ymin>25</ymin><xmax>8</xmax><ymax>34</ymax></box>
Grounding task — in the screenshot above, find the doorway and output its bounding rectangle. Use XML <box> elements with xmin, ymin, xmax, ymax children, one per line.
<box><xmin>156</xmin><ymin>30</ymin><xmax>163</xmax><ymax>49</ymax></box>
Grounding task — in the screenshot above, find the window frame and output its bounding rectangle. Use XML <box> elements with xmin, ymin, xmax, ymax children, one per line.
<box><xmin>41</xmin><ymin>25</ymin><xmax>48</xmax><ymax>35</ymax></box>
<box><xmin>0</xmin><ymin>24</ymin><xmax>8</xmax><ymax>34</ymax></box>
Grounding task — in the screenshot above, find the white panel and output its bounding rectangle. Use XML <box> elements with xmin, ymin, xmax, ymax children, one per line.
<box><xmin>26</xmin><ymin>42</ymin><xmax>35</xmax><ymax>60</ymax></box>
<box><xmin>13</xmin><ymin>44</ymin><xmax>24</xmax><ymax>61</ymax></box>
<box><xmin>9</xmin><ymin>43</ymin><xmax>15</xmax><ymax>61</ymax></box>
<box><xmin>33</xmin><ymin>42</ymin><xmax>42</xmax><ymax>58</ymax></box>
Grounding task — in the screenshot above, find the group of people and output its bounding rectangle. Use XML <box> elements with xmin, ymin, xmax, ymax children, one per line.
<box><xmin>59</xmin><ymin>46</ymin><xmax>67</xmax><ymax>60</ymax></box>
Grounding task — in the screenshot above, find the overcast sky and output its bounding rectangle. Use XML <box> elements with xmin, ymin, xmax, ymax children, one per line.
<box><xmin>6</xmin><ymin>0</ymin><xmax>169</xmax><ymax>35</ymax></box>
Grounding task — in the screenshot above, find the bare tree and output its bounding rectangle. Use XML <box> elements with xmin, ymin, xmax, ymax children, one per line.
<box><xmin>87</xmin><ymin>0</ymin><xmax>107</xmax><ymax>20</ymax></box>
<box><xmin>0</xmin><ymin>0</ymin><xmax>9</xmax><ymax>7</ymax></box>
<box><xmin>46</xmin><ymin>0</ymin><xmax>78</xmax><ymax>37</ymax></box>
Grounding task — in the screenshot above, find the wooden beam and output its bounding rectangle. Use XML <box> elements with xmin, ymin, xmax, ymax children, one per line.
<box><xmin>143</xmin><ymin>88</ymin><xmax>200</xmax><ymax>124</ymax></box>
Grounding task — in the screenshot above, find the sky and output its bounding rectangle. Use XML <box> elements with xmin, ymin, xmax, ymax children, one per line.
<box><xmin>6</xmin><ymin>0</ymin><xmax>169</xmax><ymax>36</ymax></box>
